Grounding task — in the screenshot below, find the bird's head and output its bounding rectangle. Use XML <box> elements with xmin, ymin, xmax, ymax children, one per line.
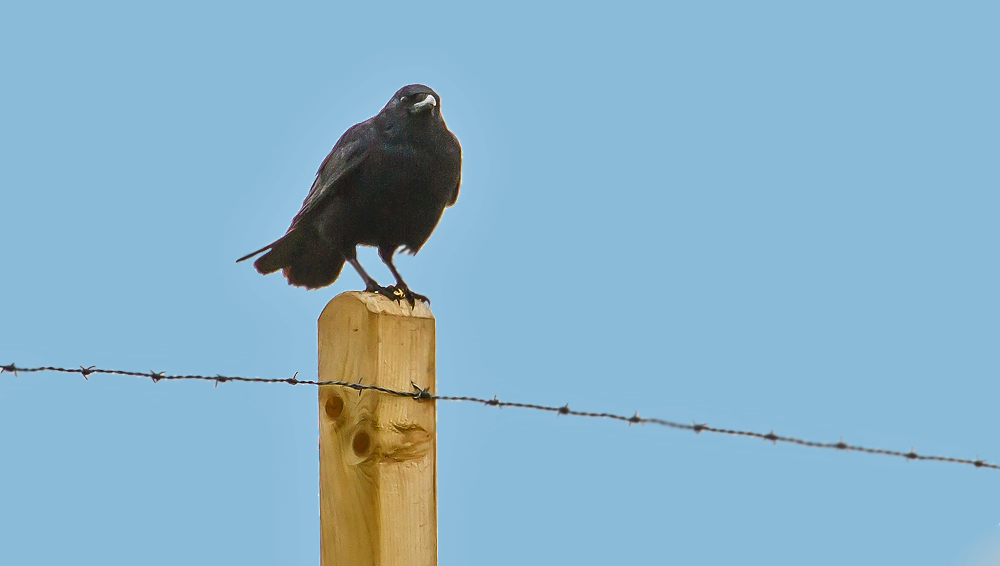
<box><xmin>385</xmin><ymin>84</ymin><xmax>441</xmax><ymax>118</ymax></box>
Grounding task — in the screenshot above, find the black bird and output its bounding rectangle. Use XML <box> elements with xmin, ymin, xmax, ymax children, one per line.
<box><xmin>237</xmin><ymin>84</ymin><xmax>462</xmax><ymax>305</ymax></box>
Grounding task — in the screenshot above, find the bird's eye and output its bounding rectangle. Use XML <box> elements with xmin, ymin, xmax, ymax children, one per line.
<box><xmin>399</xmin><ymin>95</ymin><xmax>408</xmax><ymax>103</ymax></box>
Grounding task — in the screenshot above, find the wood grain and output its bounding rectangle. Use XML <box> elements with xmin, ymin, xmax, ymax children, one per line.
<box><xmin>318</xmin><ymin>292</ymin><xmax>436</xmax><ymax>566</ymax></box>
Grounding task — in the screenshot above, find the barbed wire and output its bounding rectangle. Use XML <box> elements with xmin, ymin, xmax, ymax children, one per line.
<box><xmin>3</xmin><ymin>363</ymin><xmax>996</xmax><ymax>471</ymax></box>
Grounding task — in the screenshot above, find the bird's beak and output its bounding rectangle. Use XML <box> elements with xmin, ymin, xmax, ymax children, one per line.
<box><xmin>410</xmin><ymin>94</ymin><xmax>437</xmax><ymax>114</ymax></box>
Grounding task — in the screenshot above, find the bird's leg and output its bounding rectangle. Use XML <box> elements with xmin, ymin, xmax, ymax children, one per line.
<box><xmin>343</xmin><ymin>248</ymin><xmax>384</xmax><ymax>293</ymax></box>
<box><xmin>378</xmin><ymin>246</ymin><xmax>429</xmax><ymax>306</ymax></box>
<box><xmin>346</xmin><ymin>257</ymin><xmax>383</xmax><ymax>293</ymax></box>
<box><xmin>345</xmin><ymin>248</ymin><xmax>406</xmax><ymax>302</ymax></box>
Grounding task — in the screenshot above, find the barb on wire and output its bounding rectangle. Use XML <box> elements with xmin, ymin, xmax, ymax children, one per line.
<box><xmin>2</xmin><ymin>363</ymin><xmax>995</xmax><ymax>471</ymax></box>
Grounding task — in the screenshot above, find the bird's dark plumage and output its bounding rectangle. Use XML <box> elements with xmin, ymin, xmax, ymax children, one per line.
<box><xmin>237</xmin><ymin>84</ymin><xmax>462</xmax><ymax>304</ymax></box>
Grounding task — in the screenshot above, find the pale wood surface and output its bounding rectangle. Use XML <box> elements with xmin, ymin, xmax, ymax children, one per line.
<box><xmin>318</xmin><ymin>291</ymin><xmax>436</xmax><ymax>566</ymax></box>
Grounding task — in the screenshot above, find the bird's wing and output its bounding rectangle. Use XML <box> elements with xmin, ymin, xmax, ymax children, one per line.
<box><xmin>288</xmin><ymin>121</ymin><xmax>371</xmax><ymax>229</ymax></box>
<box><xmin>446</xmin><ymin>131</ymin><xmax>462</xmax><ymax>207</ymax></box>
<box><xmin>447</xmin><ymin>172</ymin><xmax>461</xmax><ymax>207</ymax></box>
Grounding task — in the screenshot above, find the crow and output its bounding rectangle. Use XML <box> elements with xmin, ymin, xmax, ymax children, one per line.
<box><xmin>237</xmin><ymin>84</ymin><xmax>462</xmax><ymax>305</ymax></box>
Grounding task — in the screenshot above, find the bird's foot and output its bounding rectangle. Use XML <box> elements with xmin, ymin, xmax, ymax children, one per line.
<box><xmin>363</xmin><ymin>283</ymin><xmax>397</xmax><ymax>302</ymax></box>
<box><xmin>384</xmin><ymin>285</ymin><xmax>430</xmax><ymax>307</ymax></box>
<box><xmin>364</xmin><ymin>282</ymin><xmax>429</xmax><ymax>306</ymax></box>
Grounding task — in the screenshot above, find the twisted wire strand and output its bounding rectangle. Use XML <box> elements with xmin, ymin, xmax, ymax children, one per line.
<box><xmin>3</xmin><ymin>363</ymin><xmax>994</xmax><ymax>471</ymax></box>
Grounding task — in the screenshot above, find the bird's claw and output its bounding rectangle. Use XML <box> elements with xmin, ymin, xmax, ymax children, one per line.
<box><xmin>371</xmin><ymin>285</ymin><xmax>429</xmax><ymax>306</ymax></box>
<box><xmin>403</xmin><ymin>288</ymin><xmax>430</xmax><ymax>306</ymax></box>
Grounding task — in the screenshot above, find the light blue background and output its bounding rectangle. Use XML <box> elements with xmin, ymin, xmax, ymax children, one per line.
<box><xmin>2</xmin><ymin>2</ymin><xmax>998</xmax><ymax>564</ymax></box>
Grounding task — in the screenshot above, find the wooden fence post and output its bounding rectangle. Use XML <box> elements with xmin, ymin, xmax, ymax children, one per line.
<box><xmin>318</xmin><ymin>291</ymin><xmax>437</xmax><ymax>566</ymax></box>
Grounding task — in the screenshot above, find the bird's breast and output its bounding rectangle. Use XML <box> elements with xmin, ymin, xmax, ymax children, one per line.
<box><xmin>344</xmin><ymin>138</ymin><xmax>459</xmax><ymax>249</ymax></box>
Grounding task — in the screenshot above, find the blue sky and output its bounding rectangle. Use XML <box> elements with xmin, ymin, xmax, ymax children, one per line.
<box><xmin>2</xmin><ymin>1</ymin><xmax>998</xmax><ymax>564</ymax></box>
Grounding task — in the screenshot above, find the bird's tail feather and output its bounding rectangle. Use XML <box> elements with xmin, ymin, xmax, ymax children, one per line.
<box><xmin>241</xmin><ymin>230</ymin><xmax>345</xmax><ymax>289</ymax></box>
<box><xmin>252</xmin><ymin>231</ymin><xmax>305</xmax><ymax>275</ymax></box>
<box><xmin>236</xmin><ymin>243</ymin><xmax>274</xmax><ymax>264</ymax></box>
